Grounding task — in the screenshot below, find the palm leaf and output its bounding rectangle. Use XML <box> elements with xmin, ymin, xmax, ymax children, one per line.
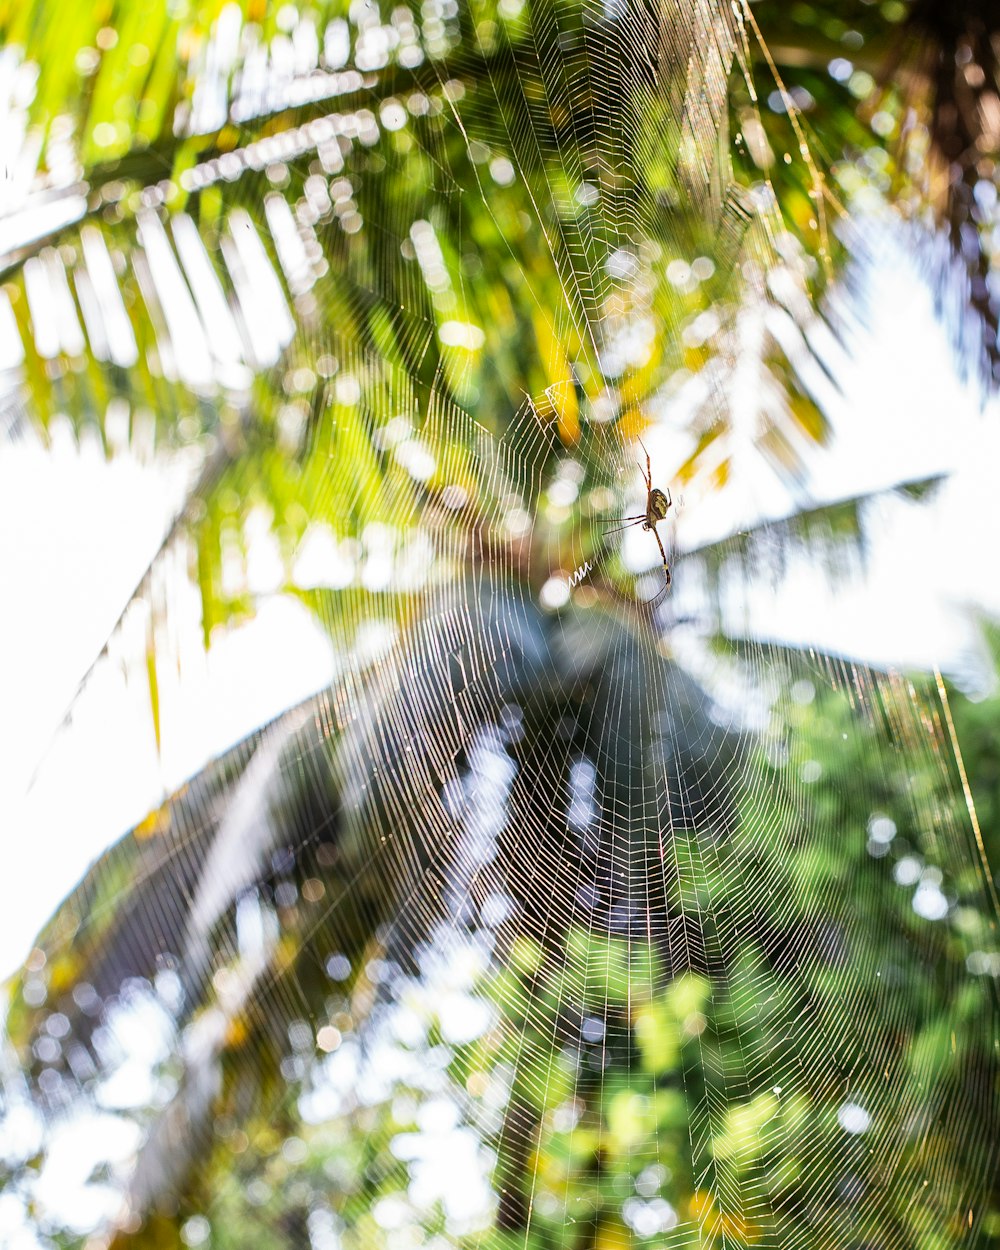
<box><xmin>9</xmin><ymin>582</ymin><xmax>742</xmax><ymax>1221</ymax></box>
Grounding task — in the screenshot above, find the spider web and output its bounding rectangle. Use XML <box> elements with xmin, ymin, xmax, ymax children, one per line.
<box><xmin>2</xmin><ymin>0</ymin><xmax>999</xmax><ymax>1246</ymax></box>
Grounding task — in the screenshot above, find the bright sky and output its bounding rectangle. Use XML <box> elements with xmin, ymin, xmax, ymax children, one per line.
<box><xmin>0</xmin><ymin>236</ymin><xmax>997</xmax><ymax>987</ymax></box>
<box><xmin>0</xmin><ymin>431</ymin><xmax>336</xmax><ymax>982</ymax></box>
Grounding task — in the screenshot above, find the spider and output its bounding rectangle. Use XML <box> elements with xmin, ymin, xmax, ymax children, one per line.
<box><xmin>599</xmin><ymin>440</ymin><xmax>673</xmax><ymax>598</ymax></box>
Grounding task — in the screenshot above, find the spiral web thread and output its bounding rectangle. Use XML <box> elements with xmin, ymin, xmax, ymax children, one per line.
<box><xmin>5</xmin><ymin>0</ymin><xmax>1000</xmax><ymax>1245</ymax></box>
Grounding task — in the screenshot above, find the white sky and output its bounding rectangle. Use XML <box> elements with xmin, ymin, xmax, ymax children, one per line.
<box><xmin>0</xmin><ymin>432</ymin><xmax>336</xmax><ymax>982</ymax></box>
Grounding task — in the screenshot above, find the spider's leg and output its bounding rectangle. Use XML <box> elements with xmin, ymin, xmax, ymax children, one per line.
<box><xmin>638</xmin><ymin>437</ymin><xmax>653</xmax><ymax>490</ymax></box>
<box><xmin>598</xmin><ymin>518</ymin><xmax>646</xmax><ymax>535</ymax></box>
<box><xmin>651</xmin><ymin>525</ymin><xmax>671</xmax><ymax>589</ymax></box>
<box><xmin>664</xmin><ymin>486</ymin><xmax>672</xmax><ymax>509</ymax></box>
<box><xmin>595</xmin><ymin>514</ymin><xmax>645</xmax><ymax>524</ymax></box>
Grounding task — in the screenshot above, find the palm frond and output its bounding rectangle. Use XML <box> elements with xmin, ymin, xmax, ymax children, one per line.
<box><xmin>9</xmin><ymin>582</ymin><xmax>744</xmax><ymax>1225</ymax></box>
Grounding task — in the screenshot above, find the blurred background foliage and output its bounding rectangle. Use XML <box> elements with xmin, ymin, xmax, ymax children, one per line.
<box><xmin>1</xmin><ymin>0</ymin><xmax>999</xmax><ymax>1245</ymax></box>
<box><xmin>10</xmin><ymin>643</ymin><xmax>995</xmax><ymax>1248</ymax></box>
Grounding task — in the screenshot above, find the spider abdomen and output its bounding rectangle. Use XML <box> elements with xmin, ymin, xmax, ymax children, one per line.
<box><xmin>648</xmin><ymin>488</ymin><xmax>671</xmax><ymax>521</ymax></box>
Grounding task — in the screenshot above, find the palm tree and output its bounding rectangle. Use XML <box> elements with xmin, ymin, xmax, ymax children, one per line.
<box><xmin>1</xmin><ymin>0</ymin><xmax>998</xmax><ymax>1244</ymax></box>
